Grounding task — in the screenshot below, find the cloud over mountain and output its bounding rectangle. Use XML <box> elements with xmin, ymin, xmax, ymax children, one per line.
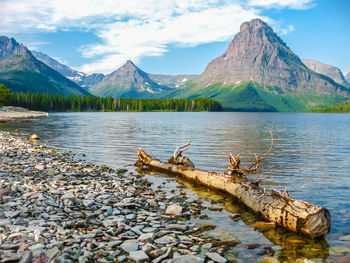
<box><xmin>0</xmin><ymin>0</ymin><xmax>306</xmax><ymax>74</ymax></box>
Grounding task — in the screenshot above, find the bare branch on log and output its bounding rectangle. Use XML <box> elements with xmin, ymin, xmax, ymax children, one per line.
<box><xmin>173</xmin><ymin>140</ymin><xmax>191</xmax><ymax>159</ymax></box>
<box><xmin>169</xmin><ymin>140</ymin><xmax>194</xmax><ymax>168</ymax></box>
<box><xmin>227</xmin><ymin>130</ymin><xmax>274</xmax><ymax>174</ymax></box>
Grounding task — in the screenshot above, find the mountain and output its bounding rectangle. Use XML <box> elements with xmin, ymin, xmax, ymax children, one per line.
<box><xmin>302</xmin><ymin>59</ymin><xmax>349</xmax><ymax>86</ymax></box>
<box><xmin>32</xmin><ymin>51</ymin><xmax>104</xmax><ymax>88</ymax></box>
<box><xmin>346</xmin><ymin>72</ymin><xmax>350</xmax><ymax>83</ymax></box>
<box><xmin>89</xmin><ymin>60</ymin><xmax>171</xmax><ymax>98</ymax></box>
<box><xmin>0</xmin><ymin>36</ymin><xmax>89</xmax><ymax>96</ymax></box>
<box><xmin>169</xmin><ymin>19</ymin><xmax>350</xmax><ymax>111</ymax></box>
<box><xmin>148</xmin><ymin>74</ymin><xmax>197</xmax><ymax>88</ymax></box>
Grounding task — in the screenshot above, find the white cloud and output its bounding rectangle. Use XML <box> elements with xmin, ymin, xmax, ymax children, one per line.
<box><xmin>280</xmin><ymin>25</ymin><xmax>295</xmax><ymax>35</ymax></box>
<box><xmin>248</xmin><ymin>0</ymin><xmax>315</xmax><ymax>9</ymax></box>
<box><xmin>0</xmin><ymin>0</ymin><xmax>303</xmax><ymax>74</ymax></box>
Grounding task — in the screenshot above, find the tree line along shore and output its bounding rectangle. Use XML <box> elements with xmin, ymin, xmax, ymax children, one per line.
<box><xmin>2</xmin><ymin>83</ymin><xmax>350</xmax><ymax>113</ymax></box>
<box><xmin>1</xmin><ymin>84</ymin><xmax>222</xmax><ymax>112</ymax></box>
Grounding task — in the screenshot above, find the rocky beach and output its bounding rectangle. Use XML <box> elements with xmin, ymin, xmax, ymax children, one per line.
<box><xmin>0</xmin><ymin>107</ymin><xmax>48</xmax><ymax>123</ymax></box>
<box><xmin>0</xmin><ymin>131</ymin><xmax>253</xmax><ymax>263</ymax></box>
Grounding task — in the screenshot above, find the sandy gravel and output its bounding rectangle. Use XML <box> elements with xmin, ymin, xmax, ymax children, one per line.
<box><xmin>0</xmin><ymin>106</ymin><xmax>48</xmax><ymax>121</ymax></box>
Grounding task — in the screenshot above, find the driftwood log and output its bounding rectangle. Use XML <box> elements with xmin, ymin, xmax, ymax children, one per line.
<box><xmin>137</xmin><ymin>149</ymin><xmax>331</xmax><ymax>238</ymax></box>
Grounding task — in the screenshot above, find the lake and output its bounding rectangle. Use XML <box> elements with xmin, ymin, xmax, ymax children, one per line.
<box><xmin>1</xmin><ymin>112</ymin><xmax>350</xmax><ymax>262</ymax></box>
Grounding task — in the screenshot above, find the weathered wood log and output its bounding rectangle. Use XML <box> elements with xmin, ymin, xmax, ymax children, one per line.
<box><xmin>137</xmin><ymin>149</ymin><xmax>331</xmax><ymax>238</ymax></box>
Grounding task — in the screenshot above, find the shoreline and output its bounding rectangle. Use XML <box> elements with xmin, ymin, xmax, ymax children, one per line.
<box><xmin>0</xmin><ymin>131</ymin><xmax>245</xmax><ymax>263</ymax></box>
<box><xmin>0</xmin><ymin>106</ymin><xmax>48</xmax><ymax>122</ymax></box>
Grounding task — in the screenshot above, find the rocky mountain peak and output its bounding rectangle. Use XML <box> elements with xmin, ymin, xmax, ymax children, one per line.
<box><xmin>239</xmin><ymin>18</ymin><xmax>269</xmax><ymax>32</ymax></box>
<box><xmin>192</xmin><ymin>18</ymin><xmax>350</xmax><ymax>101</ymax></box>
<box><xmin>224</xmin><ymin>18</ymin><xmax>292</xmax><ymax>63</ymax></box>
<box><xmin>0</xmin><ymin>36</ymin><xmax>31</xmax><ymax>58</ymax></box>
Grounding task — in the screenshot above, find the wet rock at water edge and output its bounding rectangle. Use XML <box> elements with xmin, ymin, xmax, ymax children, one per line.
<box><xmin>29</xmin><ymin>134</ymin><xmax>40</xmax><ymax>140</ymax></box>
<box><xmin>165</xmin><ymin>204</ymin><xmax>183</xmax><ymax>215</ymax></box>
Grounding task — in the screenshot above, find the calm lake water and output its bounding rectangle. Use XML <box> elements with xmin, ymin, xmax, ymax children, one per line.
<box><xmin>1</xmin><ymin>112</ymin><xmax>350</xmax><ymax>262</ymax></box>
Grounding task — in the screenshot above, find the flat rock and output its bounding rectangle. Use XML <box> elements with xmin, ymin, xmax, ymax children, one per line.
<box><xmin>0</xmin><ymin>219</ymin><xmax>11</xmax><ymax>226</ymax></box>
<box><xmin>19</xmin><ymin>251</ymin><xmax>33</xmax><ymax>263</ymax></box>
<box><xmin>82</xmin><ymin>199</ymin><xmax>94</xmax><ymax>207</ymax></box>
<box><xmin>120</xmin><ymin>241</ymin><xmax>139</xmax><ymax>253</ymax></box>
<box><xmin>168</xmin><ymin>255</ymin><xmax>205</xmax><ymax>263</ymax></box>
<box><xmin>61</xmin><ymin>192</ymin><xmax>75</xmax><ymax>201</ymax></box>
<box><xmin>129</xmin><ymin>250</ymin><xmax>149</xmax><ymax>262</ymax></box>
<box><xmin>154</xmin><ymin>235</ymin><xmax>176</xmax><ymax>245</ymax></box>
<box><xmin>45</xmin><ymin>246</ymin><xmax>60</xmax><ymax>259</ymax></box>
<box><xmin>165</xmin><ymin>224</ymin><xmax>188</xmax><ymax>231</ymax></box>
<box><xmin>138</xmin><ymin>232</ymin><xmax>155</xmax><ymax>242</ymax></box>
<box><xmin>206</xmin><ymin>252</ymin><xmax>227</xmax><ymax>263</ymax></box>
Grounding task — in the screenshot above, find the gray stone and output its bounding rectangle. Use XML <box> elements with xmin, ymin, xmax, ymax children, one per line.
<box><xmin>206</xmin><ymin>252</ymin><xmax>227</xmax><ymax>263</ymax></box>
<box><xmin>2</xmin><ymin>253</ymin><xmax>22</xmax><ymax>262</ymax></box>
<box><xmin>82</xmin><ymin>199</ymin><xmax>94</xmax><ymax>207</ymax></box>
<box><xmin>168</xmin><ymin>255</ymin><xmax>205</xmax><ymax>263</ymax></box>
<box><xmin>117</xmin><ymin>255</ymin><xmax>126</xmax><ymax>262</ymax></box>
<box><xmin>19</xmin><ymin>251</ymin><xmax>33</xmax><ymax>263</ymax></box>
<box><xmin>102</xmin><ymin>217</ymin><xmax>124</xmax><ymax>227</ymax></box>
<box><xmin>125</xmin><ymin>214</ymin><xmax>136</xmax><ymax>220</ymax></box>
<box><xmin>108</xmin><ymin>240</ymin><xmax>122</xmax><ymax>248</ymax></box>
<box><xmin>79</xmin><ymin>256</ymin><xmax>88</xmax><ymax>263</ymax></box>
<box><xmin>61</xmin><ymin>192</ymin><xmax>75</xmax><ymax>201</ymax></box>
<box><xmin>190</xmin><ymin>245</ymin><xmax>200</xmax><ymax>252</ymax></box>
<box><xmin>0</xmin><ymin>219</ymin><xmax>11</xmax><ymax>226</ymax></box>
<box><xmin>138</xmin><ymin>233</ymin><xmax>154</xmax><ymax>242</ymax></box>
<box><xmin>129</xmin><ymin>250</ymin><xmax>149</xmax><ymax>262</ymax></box>
<box><xmin>166</xmin><ymin>224</ymin><xmax>188</xmax><ymax>231</ymax></box>
<box><xmin>1</xmin><ymin>243</ymin><xmax>20</xmax><ymax>250</ymax></box>
<box><xmin>153</xmin><ymin>247</ymin><xmax>173</xmax><ymax>263</ymax></box>
<box><xmin>30</xmin><ymin>243</ymin><xmax>45</xmax><ymax>251</ymax></box>
<box><xmin>4</xmin><ymin>211</ymin><xmax>20</xmax><ymax>218</ymax></box>
<box><xmin>154</xmin><ymin>235</ymin><xmax>176</xmax><ymax>245</ymax></box>
<box><xmin>45</xmin><ymin>246</ymin><xmax>60</xmax><ymax>259</ymax></box>
<box><xmin>120</xmin><ymin>241</ymin><xmax>139</xmax><ymax>253</ymax></box>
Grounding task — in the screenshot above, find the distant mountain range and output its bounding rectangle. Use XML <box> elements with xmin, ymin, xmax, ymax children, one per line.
<box><xmin>166</xmin><ymin>19</ymin><xmax>350</xmax><ymax>111</ymax></box>
<box><xmin>31</xmin><ymin>51</ymin><xmax>196</xmax><ymax>95</ymax></box>
<box><xmin>89</xmin><ymin>60</ymin><xmax>173</xmax><ymax>98</ymax></box>
<box><xmin>0</xmin><ymin>36</ymin><xmax>89</xmax><ymax>96</ymax></box>
<box><xmin>1</xmin><ymin>18</ymin><xmax>350</xmax><ymax>111</ymax></box>
<box><xmin>346</xmin><ymin>72</ymin><xmax>350</xmax><ymax>83</ymax></box>
<box><xmin>32</xmin><ymin>51</ymin><xmax>105</xmax><ymax>88</ymax></box>
<box><xmin>301</xmin><ymin>59</ymin><xmax>349</xmax><ymax>87</ymax></box>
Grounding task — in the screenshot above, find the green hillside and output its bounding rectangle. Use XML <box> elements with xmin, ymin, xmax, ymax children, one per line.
<box><xmin>311</xmin><ymin>99</ymin><xmax>350</xmax><ymax>113</ymax></box>
<box><xmin>165</xmin><ymin>81</ymin><xmax>347</xmax><ymax>112</ymax></box>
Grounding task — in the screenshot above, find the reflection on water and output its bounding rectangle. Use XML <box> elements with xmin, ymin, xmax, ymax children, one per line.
<box><xmin>1</xmin><ymin>112</ymin><xmax>350</xmax><ymax>262</ymax></box>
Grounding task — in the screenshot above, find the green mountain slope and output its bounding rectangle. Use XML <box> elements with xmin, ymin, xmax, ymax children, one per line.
<box><xmin>165</xmin><ymin>81</ymin><xmax>346</xmax><ymax>112</ymax></box>
<box><xmin>311</xmin><ymin>99</ymin><xmax>350</xmax><ymax>113</ymax></box>
<box><xmin>0</xmin><ymin>36</ymin><xmax>90</xmax><ymax>96</ymax></box>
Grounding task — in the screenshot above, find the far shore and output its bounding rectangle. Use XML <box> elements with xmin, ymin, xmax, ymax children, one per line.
<box><xmin>0</xmin><ymin>106</ymin><xmax>48</xmax><ymax>122</ymax></box>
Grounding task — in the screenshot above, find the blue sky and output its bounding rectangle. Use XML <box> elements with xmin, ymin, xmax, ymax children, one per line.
<box><xmin>1</xmin><ymin>0</ymin><xmax>349</xmax><ymax>75</ymax></box>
